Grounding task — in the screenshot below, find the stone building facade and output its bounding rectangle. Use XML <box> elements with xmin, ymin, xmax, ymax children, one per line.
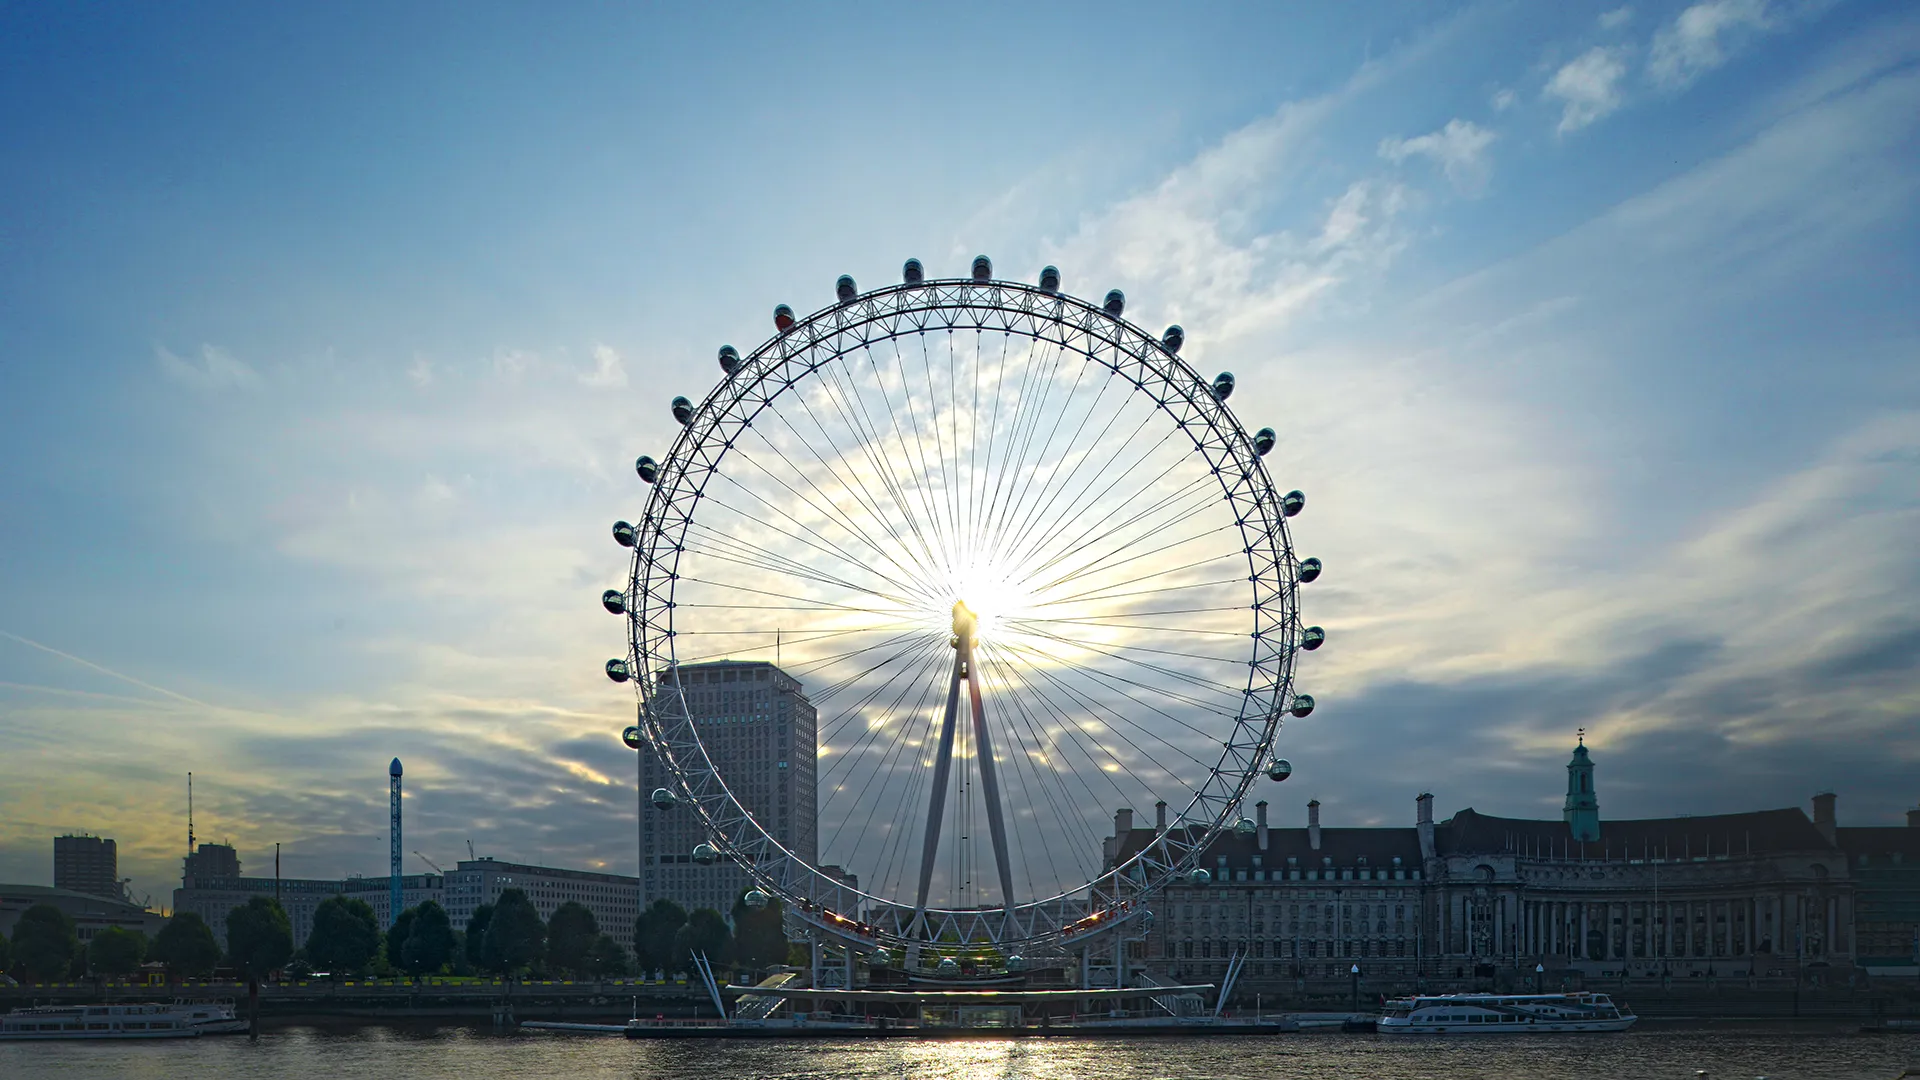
<box><xmin>1104</xmin><ymin>738</ymin><xmax>1883</xmax><ymax>990</ymax></box>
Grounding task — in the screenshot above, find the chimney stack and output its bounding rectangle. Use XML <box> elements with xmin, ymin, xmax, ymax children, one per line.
<box><xmin>1155</xmin><ymin>800</ymin><xmax>1167</xmax><ymax>833</ymax></box>
<box><xmin>1908</xmin><ymin>806</ymin><xmax>1920</xmax><ymax>829</ymax></box>
<box><xmin>1308</xmin><ymin>799</ymin><xmax>1322</xmax><ymax>851</ymax></box>
<box><xmin>1256</xmin><ymin>800</ymin><xmax>1270</xmax><ymax>851</ymax></box>
<box><xmin>1417</xmin><ymin>792</ymin><xmax>1436</xmax><ymax>863</ymax></box>
<box><xmin>1115</xmin><ymin>807</ymin><xmax>1134</xmax><ymax>836</ymax></box>
<box><xmin>1811</xmin><ymin>792</ymin><xmax>1836</xmax><ymax>843</ymax></box>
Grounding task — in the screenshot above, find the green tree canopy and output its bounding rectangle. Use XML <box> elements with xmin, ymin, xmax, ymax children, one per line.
<box><xmin>729</xmin><ymin>890</ymin><xmax>789</xmax><ymax>974</ymax></box>
<box><xmin>583</xmin><ymin>933</ymin><xmax>630</xmax><ymax>978</ymax></box>
<box><xmin>87</xmin><ymin>926</ymin><xmax>147</xmax><ymax>979</ymax></box>
<box><xmin>306</xmin><ymin>896</ymin><xmax>380</xmax><ymax>975</ymax></box>
<box><xmin>481</xmin><ymin>888</ymin><xmax>545</xmax><ymax>974</ymax></box>
<box><xmin>151</xmin><ymin>911</ymin><xmax>222</xmax><ymax>978</ymax></box>
<box><xmin>401</xmin><ymin>900</ymin><xmax>455</xmax><ymax>975</ymax></box>
<box><xmin>386</xmin><ymin>907</ymin><xmax>416</xmax><ymax>975</ymax></box>
<box><xmin>673</xmin><ymin>907</ymin><xmax>732</xmax><ymax>969</ymax></box>
<box><xmin>633</xmin><ymin>897</ymin><xmax>688</xmax><ymax>976</ymax></box>
<box><xmin>11</xmin><ymin>903</ymin><xmax>79</xmax><ymax>982</ymax></box>
<box><xmin>0</xmin><ymin>927</ymin><xmax>11</xmax><ymax>972</ymax></box>
<box><xmin>546</xmin><ymin>901</ymin><xmax>599</xmax><ymax>976</ymax></box>
<box><xmin>464</xmin><ymin>903</ymin><xmax>494</xmax><ymax>970</ymax></box>
<box><xmin>226</xmin><ymin>896</ymin><xmax>294</xmax><ymax>980</ymax></box>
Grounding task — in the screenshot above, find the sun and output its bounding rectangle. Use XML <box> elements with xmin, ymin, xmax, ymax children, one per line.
<box><xmin>927</xmin><ymin>559</ymin><xmax>1038</xmax><ymax>642</ymax></box>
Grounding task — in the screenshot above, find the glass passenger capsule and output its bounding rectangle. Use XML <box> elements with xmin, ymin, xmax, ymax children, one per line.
<box><xmin>635</xmin><ymin>455</ymin><xmax>659</xmax><ymax>483</ymax></box>
<box><xmin>1212</xmin><ymin>371</ymin><xmax>1235</xmax><ymax>401</ymax></box>
<box><xmin>1103</xmin><ymin>289</ymin><xmax>1125</xmax><ymax>316</ymax></box>
<box><xmin>903</xmin><ymin>258</ymin><xmax>925</xmax><ymax>284</ymax></box>
<box><xmin>671</xmin><ymin>396</ymin><xmax>694</xmax><ymax>426</ymax></box>
<box><xmin>650</xmin><ymin>787</ymin><xmax>678</xmax><ymax>810</ymax></box>
<box><xmin>936</xmin><ymin>957</ymin><xmax>961</xmax><ymax>976</ymax></box>
<box><xmin>1301</xmin><ymin>625</ymin><xmax>1325</xmax><ymax>650</ymax></box>
<box><xmin>1253</xmin><ymin>427</ymin><xmax>1276</xmax><ymax>456</ymax></box>
<box><xmin>1234</xmin><ymin>817</ymin><xmax>1256</xmax><ymax>837</ymax></box>
<box><xmin>605</xmin><ymin>659</ymin><xmax>631</xmax><ymax>682</ymax></box>
<box><xmin>621</xmin><ymin>725</ymin><xmax>643</xmax><ymax>750</ymax></box>
<box><xmin>1298</xmin><ymin>557</ymin><xmax>1322</xmax><ymax>583</ymax></box>
<box><xmin>773</xmin><ymin>304</ymin><xmax>796</xmax><ymax>332</ymax></box>
<box><xmin>835</xmin><ymin>275</ymin><xmax>856</xmax><ymax>302</ymax></box>
<box><xmin>1290</xmin><ymin>694</ymin><xmax>1316</xmax><ymax>718</ymax></box>
<box><xmin>1005</xmin><ymin>955</ymin><xmax>1026</xmax><ymax>973</ymax></box>
<box><xmin>1162</xmin><ymin>324</ymin><xmax>1184</xmax><ymax>353</ymax></box>
<box><xmin>1282</xmin><ymin>489</ymin><xmax>1305</xmax><ymax>517</ymax></box>
<box><xmin>971</xmin><ymin>255</ymin><xmax>992</xmax><ymax>281</ymax></box>
<box><xmin>692</xmin><ymin>843</ymin><xmax>718</xmax><ymax>866</ymax></box>
<box><xmin>1038</xmin><ymin>265</ymin><xmax>1060</xmax><ymax>293</ymax></box>
<box><xmin>1188</xmin><ymin>868</ymin><xmax>1212</xmax><ymax>885</ymax></box>
<box><xmin>745</xmin><ymin>889</ymin><xmax>769</xmax><ymax>909</ymax></box>
<box><xmin>612</xmin><ymin>521</ymin><xmax>636</xmax><ymax>547</ymax></box>
<box><xmin>1268</xmin><ymin>758</ymin><xmax>1293</xmax><ymax>782</ymax></box>
<box><xmin>718</xmin><ymin>345</ymin><xmax>740</xmax><ymax>375</ymax></box>
<box><xmin>602</xmin><ymin>589</ymin><xmax>626</xmax><ymax>614</ymax></box>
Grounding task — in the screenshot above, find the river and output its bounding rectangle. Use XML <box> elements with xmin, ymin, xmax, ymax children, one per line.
<box><xmin>2</xmin><ymin>1023</ymin><xmax>1914</xmax><ymax>1079</ymax></box>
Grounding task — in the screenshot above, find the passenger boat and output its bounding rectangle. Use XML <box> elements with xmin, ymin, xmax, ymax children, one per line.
<box><xmin>1377</xmin><ymin>992</ymin><xmax>1636</xmax><ymax>1034</ymax></box>
<box><xmin>173</xmin><ymin>998</ymin><xmax>247</xmax><ymax>1034</ymax></box>
<box><xmin>0</xmin><ymin>1002</ymin><xmax>202</xmax><ymax>1040</ymax></box>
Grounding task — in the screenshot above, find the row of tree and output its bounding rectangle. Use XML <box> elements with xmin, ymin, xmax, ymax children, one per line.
<box><xmin>4</xmin><ymin>887</ymin><xmax>793</xmax><ymax>984</ymax></box>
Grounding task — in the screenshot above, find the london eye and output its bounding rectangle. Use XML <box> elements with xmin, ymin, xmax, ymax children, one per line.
<box><xmin>604</xmin><ymin>257</ymin><xmax>1322</xmax><ymax>958</ymax></box>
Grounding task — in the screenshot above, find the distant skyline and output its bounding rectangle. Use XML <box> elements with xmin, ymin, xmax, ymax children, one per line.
<box><xmin>2</xmin><ymin>1</ymin><xmax>1916</xmax><ymax>909</ymax></box>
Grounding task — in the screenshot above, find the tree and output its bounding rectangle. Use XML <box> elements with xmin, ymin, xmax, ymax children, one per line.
<box><xmin>151</xmin><ymin>912</ymin><xmax>222</xmax><ymax>979</ymax></box>
<box><xmin>583</xmin><ymin>933</ymin><xmax>630</xmax><ymax>978</ymax></box>
<box><xmin>226</xmin><ymin>895</ymin><xmax>293</xmax><ymax>1040</ymax></box>
<box><xmin>633</xmin><ymin>898</ymin><xmax>687</xmax><ymax>976</ymax></box>
<box><xmin>464</xmin><ymin>904</ymin><xmax>494</xmax><ymax>971</ymax></box>
<box><xmin>305</xmin><ymin>896</ymin><xmax>380</xmax><ymax>976</ymax></box>
<box><xmin>672</xmin><ymin>907</ymin><xmax>732</xmax><ymax>969</ymax></box>
<box><xmin>546</xmin><ymin>901</ymin><xmax>599</xmax><ymax>977</ymax></box>
<box><xmin>730</xmin><ymin>890</ymin><xmax>789</xmax><ymax>974</ymax></box>
<box><xmin>11</xmin><ymin>903</ymin><xmax>79</xmax><ymax>982</ymax></box>
<box><xmin>481</xmin><ymin>888</ymin><xmax>545</xmax><ymax>975</ymax></box>
<box><xmin>386</xmin><ymin>906</ymin><xmax>416</xmax><ymax>976</ymax></box>
<box><xmin>226</xmin><ymin>896</ymin><xmax>295</xmax><ymax>979</ymax></box>
<box><xmin>0</xmin><ymin>928</ymin><xmax>10</xmax><ymax>973</ymax></box>
<box><xmin>88</xmin><ymin>926</ymin><xmax>147</xmax><ymax>979</ymax></box>
<box><xmin>401</xmin><ymin>901</ymin><xmax>455</xmax><ymax>976</ymax></box>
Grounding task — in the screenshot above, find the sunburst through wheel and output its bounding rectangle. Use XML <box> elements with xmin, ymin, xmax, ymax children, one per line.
<box><xmin>603</xmin><ymin>257</ymin><xmax>1323</xmax><ymax>959</ymax></box>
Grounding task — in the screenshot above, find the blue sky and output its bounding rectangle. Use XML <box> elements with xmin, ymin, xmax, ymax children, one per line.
<box><xmin>1</xmin><ymin>1</ymin><xmax>1916</xmax><ymax>909</ymax></box>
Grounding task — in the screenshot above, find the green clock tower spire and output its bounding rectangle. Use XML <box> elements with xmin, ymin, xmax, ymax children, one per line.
<box><xmin>1564</xmin><ymin>729</ymin><xmax>1600</xmax><ymax>842</ymax></box>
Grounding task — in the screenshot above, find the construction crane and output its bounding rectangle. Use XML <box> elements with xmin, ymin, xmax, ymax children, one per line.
<box><xmin>413</xmin><ymin>851</ymin><xmax>444</xmax><ymax>875</ymax></box>
<box><xmin>466</xmin><ymin>839</ymin><xmax>476</xmax><ymax>861</ymax></box>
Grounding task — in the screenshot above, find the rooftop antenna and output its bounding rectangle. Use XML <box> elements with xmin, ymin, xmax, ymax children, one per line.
<box><xmin>187</xmin><ymin>772</ymin><xmax>195</xmax><ymax>855</ymax></box>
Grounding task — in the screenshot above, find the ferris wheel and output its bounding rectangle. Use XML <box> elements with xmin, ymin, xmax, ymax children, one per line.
<box><xmin>604</xmin><ymin>257</ymin><xmax>1322</xmax><ymax>957</ymax></box>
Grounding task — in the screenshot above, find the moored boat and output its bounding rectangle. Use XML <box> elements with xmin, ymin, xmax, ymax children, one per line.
<box><xmin>0</xmin><ymin>1002</ymin><xmax>202</xmax><ymax>1040</ymax></box>
<box><xmin>1377</xmin><ymin>991</ymin><xmax>1635</xmax><ymax>1034</ymax></box>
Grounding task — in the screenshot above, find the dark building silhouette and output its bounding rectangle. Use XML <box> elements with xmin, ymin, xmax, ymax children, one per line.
<box><xmin>53</xmin><ymin>834</ymin><xmax>119</xmax><ymax>900</ymax></box>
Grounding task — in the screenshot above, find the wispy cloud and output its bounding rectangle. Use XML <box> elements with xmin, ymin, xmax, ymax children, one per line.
<box><xmin>1649</xmin><ymin>0</ymin><xmax>1777</xmax><ymax>89</ymax></box>
<box><xmin>156</xmin><ymin>344</ymin><xmax>259</xmax><ymax>390</ymax></box>
<box><xmin>1379</xmin><ymin>119</ymin><xmax>1498</xmax><ymax>195</ymax></box>
<box><xmin>1547</xmin><ymin>46</ymin><xmax>1631</xmax><ymax>133</ymax></box>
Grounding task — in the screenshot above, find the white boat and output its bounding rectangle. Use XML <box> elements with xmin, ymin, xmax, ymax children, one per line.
<box><xmin>0</xmin><ymin>1003</ymin><xmax>202</xmax><ymax>1040</ymax></box>
<box><xmin>173</xmin><ymin>998</ymin><xmax>248</xmax><ymax>1034</ymax></box>
<box><xmin>1377</xmin><ymin>991</ymin><xmax>1636</xmax><ymax>1034</ymax></box>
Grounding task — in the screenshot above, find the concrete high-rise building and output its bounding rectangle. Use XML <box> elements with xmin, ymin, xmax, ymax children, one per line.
<box><xmin>53</xmin><ymin>834</ymin><xmax>119</xmax><ymax>900</ymax></box>
<box><xmin>442</xmin><ymin>858</ymin><xmax>637</xmax><ymax>950</ymax></box>
<box><xmin>172</xmin><ymin>842</ymin><xmax>444</xmax><ymax>949</ymax></box>
<box><xmin>639</xmin><ymin>660</ymin><xmax>817</xmax><ymax>915</ymax></box>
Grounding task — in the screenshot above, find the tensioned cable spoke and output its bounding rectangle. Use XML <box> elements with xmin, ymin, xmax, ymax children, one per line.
<box><xmin>1016</xmin><ymin>470</ymin><xmax>1223</xmax><ymax>589</ymax></box>
<box><xmin>1027</xmin><ymin>520</ymin><xmax>1243</xmax><ymax>600</ymax></box>
<box><xmin>988</xmin><ymin>638</ymin><xmax>1221</xmax><ymax>773</ymax></box>
<box><xmin>822</xmin><ymin>349</ymin><xmax>956</xmax><ymax>587</ymax></box>
<box><xmin>1001</xmin><ymin>621</ymin><xmax>1245</xmax><ymax>705</ymax></box>
<box><xmin>1039</xmin><ymin>574</ymin><xmax>1247</xmax><ymax>610</ymax></box>
<box><xmin>702</xmin><ymin>470</ymin><xmax>930</xmax><ymax>603</ymax></box>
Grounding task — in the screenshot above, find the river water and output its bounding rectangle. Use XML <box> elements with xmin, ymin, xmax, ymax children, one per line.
<box><xmin>2</xmin><ymin>1024</ymin><xmax>1914</xmax><ymax>1079</ymax></box>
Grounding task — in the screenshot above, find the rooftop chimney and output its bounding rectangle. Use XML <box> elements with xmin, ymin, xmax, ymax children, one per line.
<box><xmin>1308</xmin><ymin>799</ymin><xmax>1322</xmax><ymax>851</ymax></box>
<box><xmin>1155</xmin><ymin>800</ymin><xmax>1167</xmax><ymax>833</ymax></box>
<box><xmin>1416</xmin><ymin>792</ymin><xmax>1436</xmax><ymax>863</ymax></box>
<box><xmin>1812</xmin><ymin>791</ymin><xmax>1836</xmax><ymax>844</ymax></box>
<box><xmin>1909</xmin><ymin>806</ymin><xmax>1920</xmax><ymax>829</ymax></box>
<box><xmin>1256</xmin><ymin>800</ymin><xmax>1270</xmax><ymax>852</ymax></box>
<box><xmin>1115</xmin><ymin>807</ymin><xmax>1134</xmax><ymax>836</ymax></box>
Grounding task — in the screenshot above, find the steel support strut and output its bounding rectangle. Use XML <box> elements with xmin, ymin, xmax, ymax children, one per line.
<box><xmin>911</xmin><ymin>617</ymin><xmax>967</xmax><ymax>938</ymax></box>
<box><xmin>964</xmin><ymin>631</ymin><xmax>1017</xmax><ymax>915</ymax></box>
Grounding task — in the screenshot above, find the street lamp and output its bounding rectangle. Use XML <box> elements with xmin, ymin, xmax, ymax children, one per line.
<box><xmin>1534</xmin><ymin>962</ymin><xmax>1544</xmax><ymax>994</ymax></box>
<box><xmin>1350</xmin><ymin>963</ymin><xmax>1361</xmax><ymax>1012</ymax></box>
